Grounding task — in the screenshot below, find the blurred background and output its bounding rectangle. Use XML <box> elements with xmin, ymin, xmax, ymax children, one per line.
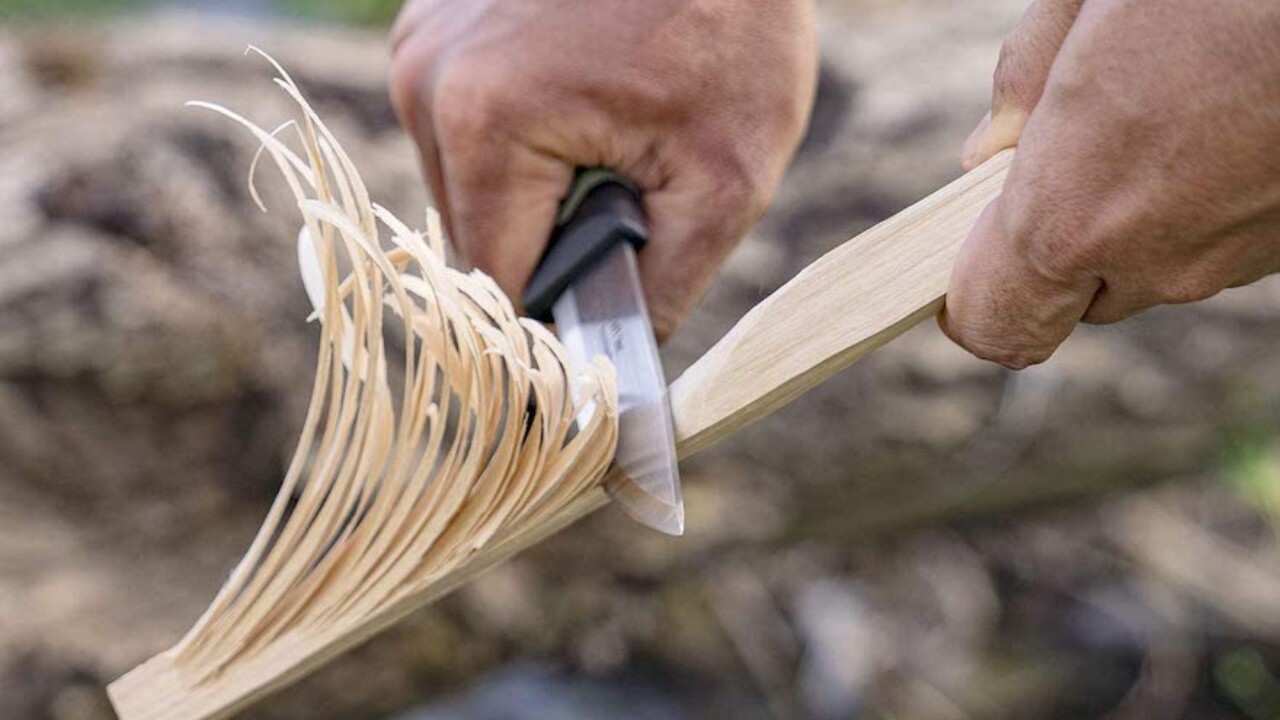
<box><xmin>3</xmin><ymin>1</ymin><xmax>1280</xmax><ymax>719</ymax></box>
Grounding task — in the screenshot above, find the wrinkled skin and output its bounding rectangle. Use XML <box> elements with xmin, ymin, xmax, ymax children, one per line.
<box><xmin>391</xmin><ymin>0</ymin><xmax>1280</xmax><ymax>365</ymax></box>
<box><xmin>944</xmin><ymin>0</ymin><xmax>1280</xmax><ymax>368</ymax></box>
<box><xmin>389</xmin><ymin>0</ymin><xmax>817</xmax><ymax>340</ymax></box>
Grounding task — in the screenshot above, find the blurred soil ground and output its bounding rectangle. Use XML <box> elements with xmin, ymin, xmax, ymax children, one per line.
<box><xmin>2</xmin><ymin>3</ymin><xmax>1280</xmax><ymax>720</ymax></box>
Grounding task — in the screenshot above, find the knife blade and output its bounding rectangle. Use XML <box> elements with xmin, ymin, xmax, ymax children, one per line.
<box><xmin>523</xmin><ymin>170</ymin><xmax>684</xmax><ymax>536</ymax></box>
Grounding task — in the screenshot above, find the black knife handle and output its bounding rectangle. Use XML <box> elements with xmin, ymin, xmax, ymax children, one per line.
<box><xmin>522</xmin><ymin>169</ymin><xmax>647</xmax><ymax>322</ymax></box>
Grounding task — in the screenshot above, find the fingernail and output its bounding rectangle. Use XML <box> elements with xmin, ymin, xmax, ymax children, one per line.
<box><xmin>961</xmin><ymin>111</ymin><xmax>992</xmax><ymax>170</ymax></box>
<box><xmin>963</xmin><ymin>109</ymin><xmax>1028</xmax><ymax>170</ymax></box>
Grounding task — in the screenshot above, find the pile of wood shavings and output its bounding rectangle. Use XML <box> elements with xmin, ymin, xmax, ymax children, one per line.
<box><xmin>168</xmin><ymin>49</ymin><xmax>619</xmax><ymax>682</ymax></box>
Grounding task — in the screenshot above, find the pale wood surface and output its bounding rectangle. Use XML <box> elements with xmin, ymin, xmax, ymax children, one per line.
<box><xmin>108</xmin><ymin>58</ymin><xmax>620</xmax><ymax>720</ymax></box>
<box><xmin>669</xmin><ymin>149</ymin><xmax>1012</xmax><ymax>456</ymax></box>
<box><xmin>109</xmin><ymin>150</ymin><xmax>1014</xmax><ymax>720</ymax></box>
<box><xmin>109</xmin><ymin>488</ymin><xmax>612</xmax><ymax>720</ymax></box>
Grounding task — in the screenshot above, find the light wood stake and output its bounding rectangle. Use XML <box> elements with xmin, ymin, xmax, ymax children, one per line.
<box><xmin>108</xmin><ymin>60</ymin><xmax>1013</xmax><ymax>718</ymax></box>
<box><xmin>671</xmin><ymin>149</ymin><xmax>1013</xmax><ymax>455</ymax></box>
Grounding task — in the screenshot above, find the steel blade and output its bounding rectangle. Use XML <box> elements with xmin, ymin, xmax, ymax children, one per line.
<box><xmin>552</xmin><ymin>243</ymin><xmax>684</xmax><ymax>535</ymax></box>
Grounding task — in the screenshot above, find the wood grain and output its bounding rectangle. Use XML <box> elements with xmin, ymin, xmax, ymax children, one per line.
<box><xmin>109</xmin><ymin>149</ymin><xmax>1013</xmax><ymax>720</ymax></box>
<box><xmin>108</xmin><ymin>488</ymin><xmax>613</xmax><ymax>720</ymax></box>
<box><xmin>670</xmin><ymin>149</ymin><xmax>1012</xmax><ymax>457</ymax></box>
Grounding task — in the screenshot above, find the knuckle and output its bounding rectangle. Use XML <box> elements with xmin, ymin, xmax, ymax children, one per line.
<box><xmin>388</xmin><ymin>45</ymin><xmax>429</xmax><ymax>129</ymax></box>
<box><xmin>1003</xmin><ymin>188</ymin><xmax>1102</xmax><ymax>285</ymax></box>
<box><xmin>942</xmin><ymin>309</ymin><xmax>1054</xmax><ymax>370</ymax></box>
<box><xmin>645</xmin><ymin>298</ymin><xmax>682</xmax><ymax>344</ymax></box>
<box><xmin>432</xmin><ymin>62</ymin><xmax>509</xmax><ymax>150</ymax></box>
<box><xmin>1080</xmin><ymin>300</ymin><xmax>1133</xmax><ymax>326</ymax></box>
<box><xmin>963</xmin><ymin>335</ymin><xmax>1052</xmax><ymax>370</ymax></box>
<box><xmin>388</xmin><ymin>0</ymin><xmax>425</xmax><ymax>51</ymax></box>
<box><xmin>993</xmin><ymin>0</ymin><xmax>1071</xmax><ymax>110</ymax></box>
<box><xmin>1151</xmin><ymin>273</ymin><xmax>1223</xmax><ymax>306</ymax></box>
<box><xmin>704</xmin><ymin>155</ymin><xmax>775</xmax><ymax>223</ymax></box>
<box><xmin>992</xmin><ymin>39</ymin><xmax>1030</xmax><ymax>107</ymax></box>
<box><xmin>1021</xmin><ymin>228</ymin><xmax>1099</xmax><ymax>285</ymax></box>
<box><xmin>650</xmin><ymin>314</ymin><xmax>678</xmax><ymax>345</ymax></box>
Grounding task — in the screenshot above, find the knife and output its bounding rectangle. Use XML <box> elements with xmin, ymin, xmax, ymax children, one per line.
<box><xmin>523</xmin><ymin>169</ymin><xmax>685</xmax><ymax>536</ymax></box>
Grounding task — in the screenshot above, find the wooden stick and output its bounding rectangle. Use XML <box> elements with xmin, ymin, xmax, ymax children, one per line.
<box><xmin>110</xmin><ymin>55</ymin><xmax>621</xmax><ymax>720</ymax></box>
<box><xmin>670</xmin><ymin>149</ymin><xmax>1012</xmax><ymax>456</ymax></box>
<box><xmin>109</xmin><ymin>488</ymin><xmax>612</xmax><ymax>720</ymax></box>
<box><xmin>109</xmin><ymin>150</ymin><xmax>1013</xmax><ymax>720</ymax></box>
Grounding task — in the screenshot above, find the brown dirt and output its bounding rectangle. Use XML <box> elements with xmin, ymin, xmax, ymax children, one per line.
<box><xmin>2</xmin><ymin>6</ymin><xmax>1278</xmax><ymax>720</ymax></box>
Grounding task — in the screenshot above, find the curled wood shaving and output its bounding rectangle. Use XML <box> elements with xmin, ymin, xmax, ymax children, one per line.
<box><xmin>170</xmin><ymin>48</ymin><xmax>618</xmax><ymax>681</ymax></box>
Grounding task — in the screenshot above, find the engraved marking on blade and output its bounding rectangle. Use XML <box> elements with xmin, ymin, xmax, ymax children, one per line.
<box><xmin>603</xmin><ymin>319</ymin><xmax>625</xmax><ymax>358</ymax></box>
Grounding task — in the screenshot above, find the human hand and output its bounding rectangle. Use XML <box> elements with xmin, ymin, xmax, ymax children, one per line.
<box><xmin>942</xmin><ymin>0</ymin><xmax>1280</xmax><ymax>368</ymax></box>
<box><xmin>390</xmin><ymin>0</ymin><xmax>817</xmax><ymax>339</ymax></box>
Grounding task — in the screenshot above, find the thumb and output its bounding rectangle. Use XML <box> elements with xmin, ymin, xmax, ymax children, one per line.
<box><xmin>962</xmin><ymin>0</ymin><xmax>1086</xmax><ymax>170</ymax></box>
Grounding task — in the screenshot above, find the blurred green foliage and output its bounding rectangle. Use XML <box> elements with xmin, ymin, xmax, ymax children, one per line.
<box><xmin>1214</xmin><ymin>647</ymin><xmax>1280</xmax><ymax>720</ymax></box>
<box><xmin>0</xmin><ymin>0</ymin><xmax>400</xmax><ymax>25</ymax></box>
<box><xmin>278</xmin><ymin>0</ymin><xmax>401</xmax><ymax>25</ymax></box>
<box><xmin>0</xmin><ymin>0</ymin><xmax>144</xmax><ymax>20</ymax></box>
<box><xmin>1226</xmin><ymin>436</ymin><xmax>1280</xmax><ymax>534</ymax></box>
